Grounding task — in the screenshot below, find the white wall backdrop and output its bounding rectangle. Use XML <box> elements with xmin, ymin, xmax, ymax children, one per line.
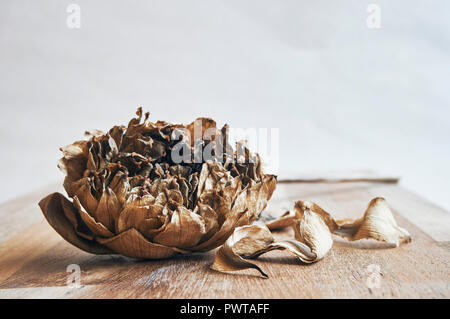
<box><xmin>1</xmin><ymin>1</ymin><xmax>450</xmax><ymax>210</ymax></box>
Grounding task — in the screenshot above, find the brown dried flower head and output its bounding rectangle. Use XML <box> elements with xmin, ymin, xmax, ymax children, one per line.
<box><xmin>39</xmin><ymin>108</ymin><xmax>277</xmax><ymax>259</ymax></box>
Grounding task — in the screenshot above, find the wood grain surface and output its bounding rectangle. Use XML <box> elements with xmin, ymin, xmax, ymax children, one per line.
<box><xmin>0</xmin><ymin>182</ymin><xmax>449</xmax><ymax>299</ymax></box>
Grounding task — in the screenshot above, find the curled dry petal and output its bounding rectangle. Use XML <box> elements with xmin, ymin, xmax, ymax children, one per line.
<box><xmin>292</xmin><ymin>208</ymin><xmax>333</xmax><ymax>261</ymax></box>
<box><xmin>212</xmin><ymin>197</ymin><xmax>411</xmax><ymax>277</ymax></box>
<box><xmin>211</xmin><ymin>225</ymin><xmax>273</xmax><ymax>278</ymax></box>
<box><xmin>39</xmin><ymin>108</ymin><xmax>277</xmax><ymax>259</ymax></box>
<box><xmin>211</xmin><ymin>224</ymin><xmax>319</xmax><ymax>278</ymax></box>
<box><xmin>260</xmin><ymin>198</ymin><xmax>411</xmax><ymax>247</ymax></box>
<box><xmin>334</xmin><ymin>197</ymin><xmax>412</xmax><ymax>246</ymax></box>
<box><xmin>258</xmin><ymin>210</ymin><xmax>295</xmax><ymax>230</ymax></box>
<box><xmin>294</xmin><ymin>198</ymin><xmax>411</xmax><ymax>247</ymax></box>
<box><xmin>38</xmin><ymin>193</ymin><xmax>113</xmax><ymax>254</ymax></box>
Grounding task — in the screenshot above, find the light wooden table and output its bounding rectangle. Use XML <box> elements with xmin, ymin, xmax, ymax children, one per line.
<box><xmin>0</xmin><ymin>182</ymin><xmax>449</xmax><ymax>298</ymax></box>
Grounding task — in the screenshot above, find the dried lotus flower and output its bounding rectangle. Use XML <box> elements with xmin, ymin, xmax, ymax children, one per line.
<box><xmin>39</xmin><ymin>108</ymin><xmax>277</xmax><ymax>259</ymax></box>
<box><xmin>212</xmin><ymin>197</ymin><xmax>411</xmax><ymax>277</ymax></box>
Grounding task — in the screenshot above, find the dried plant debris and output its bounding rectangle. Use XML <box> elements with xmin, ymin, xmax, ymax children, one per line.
<box><xmin>39</xmin><ymin>108</ymin><xmax>277</xmax><ymax>259</ymax></box>
<box><xmin>211</xmin><ymin>225</ymin><xmax>273</xmax><ymax>278</ymax></box>
<box><xmin>332</xmin><ymin>198</ymin><xmax>412</xmax><ymax>246</ymax></box>
<box><xmin>212</xmin><ymin>197</ymin><xmax>411</xmax><ymax>277</ymax></box>
<box><xmin>211</xmin><ymin>224</ymin><xmax>318</xmax><ymax>277</ymax></box>
<box><xmin>257</xmin><ymin>210</ymin><xmax>295</xmax><ymax>231</ymax></box>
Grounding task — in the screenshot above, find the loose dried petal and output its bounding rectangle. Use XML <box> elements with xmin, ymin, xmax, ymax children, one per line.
<box><xmin>334</xmin><ymin>197</ymin><xmax>412</xmax><ymax>246</ymax></box>
<box><xmin>211</xmin><ymin>225</ymin><xmax>271</xmax><ymax>278</ymax></box>
<box><xmin>293</xmin><ymin>200</ymin><xmax>338</xmax><ymax>232</ymax></box>
<box><xmin>212</xmin><ymin>197</ymin><xmax>411</xmax><ymax>277</ymax></box>
<box><xmin>211</xmin><ymin>224</ymin><xmax>317</xmax><ymax>277</ymax></box>
<box><xmin>291</xmin><ymin>198</ymin><xmax>411</xmax><ymax>258</ymax></box>
<box><xmin>292</xmin><ymin>204</ymin><xmax>333</xmax><ymax>261</ymax></box>
<box><xmin>258</xmin><ymin>210</ymin><xmax>295</xmax><ymax>230</ymax></box>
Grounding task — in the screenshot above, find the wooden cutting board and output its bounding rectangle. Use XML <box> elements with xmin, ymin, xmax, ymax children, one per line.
<box><xmin>0</xmin><ymin>181</ymin><xmax>449</xmax><ymax>298</ymax></box>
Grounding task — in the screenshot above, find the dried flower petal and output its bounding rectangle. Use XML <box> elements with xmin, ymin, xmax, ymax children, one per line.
<box><xmin>38</xmin><ymin>193</ymin><xmax>113</xmax><ymax>254</ymax></box>
<box><xmin>211</xmin><ymin>225</ymin><xmax>272</xmax><ymax>278</ymax></box>
<box><xmin>334</xmin><ymin>197</ymin><xmax>412</xmax><ymax>246</ymax></box>
<box><xmin>258</xmin><ymin>210</ymin><xmax>295</xmax><ymax>230</ymax></box>
<box><xmin>153</xmin><ymin>206</ymin><xmax>206</xmax><ymax>249</ymax></box>
<box><xmin>97</xmin><ymin>228</ymin><xmax>182</xmax><ymax>259</ymax></box>
<box><xmin>211</xmin><ymin>224</ymin><xmax>319</xmax><ymax>277</ymax></box>
<box><xmin>212</xmin><ymin>197</ymin><xmax>411</xmax><ymax>277</ymax></box>
<box><xmin>292</xmin><ymin>202</ymin><xmax>334</xmax><ymax>261</ymax></box>
<box><xmin>74</xmin><ymin>197</ymin><xmax>115</xmax><ymax>238</ymax></box>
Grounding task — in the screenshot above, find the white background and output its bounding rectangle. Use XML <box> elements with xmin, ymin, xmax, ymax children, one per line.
<box><xmin>1</xmin><ymin>1</ymin><xmax>449</xmax><ymax>210</ymax></box>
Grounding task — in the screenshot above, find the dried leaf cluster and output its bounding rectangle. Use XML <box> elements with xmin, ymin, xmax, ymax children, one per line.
<box><xmin>39</xmin><ymin>108</ymin><xmax>276</xmax><ymax>259</ymax></box>
<box><xmin>212</xmin><ymin>197</ymin><xmax>411</xmax><ymax>277</ymax></box>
